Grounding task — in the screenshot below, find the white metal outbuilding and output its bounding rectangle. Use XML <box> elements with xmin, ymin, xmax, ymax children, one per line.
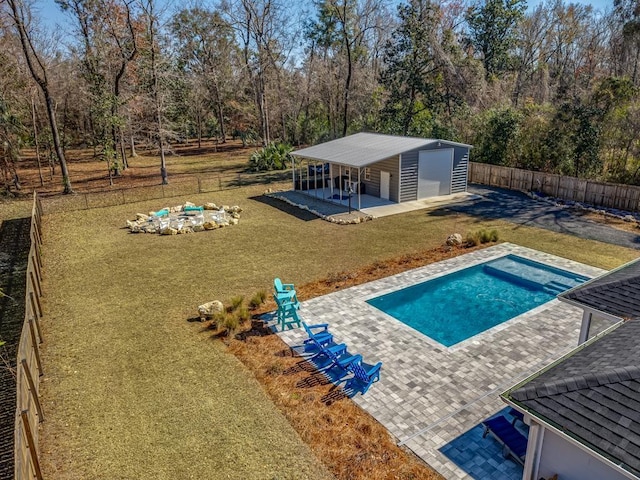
<box><xmin>290</xmin><ymin>133</ymin><xmax>472</xmax><ymax>210</ymax></box>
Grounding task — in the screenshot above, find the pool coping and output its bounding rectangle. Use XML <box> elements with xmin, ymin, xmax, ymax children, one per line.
<box><xmin>277</xmin><ymin>243</ymin><xmax>608</xmax><ymax>479</ymax></box>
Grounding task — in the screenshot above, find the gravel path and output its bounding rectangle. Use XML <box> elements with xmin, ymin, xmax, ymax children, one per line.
<box><xmin>444</xmin><ymin>185</ymin><xmax>640</xmax><ymax>250</ymax></box>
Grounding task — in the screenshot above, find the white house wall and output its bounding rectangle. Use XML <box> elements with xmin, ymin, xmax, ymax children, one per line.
<box><xmin>536</xmin><ymin>428</ymin><xmax>632</xmax><ymax>480</ymax></box>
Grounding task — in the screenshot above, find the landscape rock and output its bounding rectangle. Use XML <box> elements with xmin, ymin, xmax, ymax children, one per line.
<box><xmin>229</xmin><ymin>205</ymin><xmax>243</xmax><ymax>213</ymax></box>
<box><xmin>198</xmin><ymin>300</ymin><xmax>224</xmax><ymax>321</ymax></box>
<box><xmin>204</xmin><ymin>202</ymin><xmax>219</xmax><ymax>210</ymax></box>
<box><xmin>161</xmin><ymin>227</ymin><xmax>178</xmax><ymax>235</ymax></box>
<box><xmin>203</xmin><ymin>222</ymin><xmax>218</xmax><ymax>230</ymax></box>
<box><xmin>446</xmin><ymin>233</ymin><xmax>463</xmax><ymax>246</ymax></box>
<box><xmin>136</xmin><ymin>213</ymin><xmax>149</xmax><ymax>221</ymax></box>
<box><xmin>229</xmin><ymin>218</ymin><xmax>239</xmax><ymax>225</ymax></box>
<box><xmin>193</xmin><ymin>224</ymin><xmax>205</xmax><ymax>232</ymax></box>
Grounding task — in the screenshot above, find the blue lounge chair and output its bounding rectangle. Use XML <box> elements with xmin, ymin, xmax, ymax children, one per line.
<box><xmin>273</xmin><ymin>294</ymin><xmax>301</xmax><ymax>330</ymax></box>
<box><xmin>306</xmin><ymin>343</ymin><xmax>358</xmax><ymax>383</ymax></box>
<box><xmin>342</xmin><ymin>354</ymin><xmax>382</xmax><ymax>395</ymax></box>
<box><xmin>274</xmin><ymin>278</ymin><xmax>298</xmax><ymax>304</ymax></box>
<box><xmin>302</xmin><ymin>322</ymin><xmax>333</xmax><ymax>347</ymax></box>
<box><xmin>509</xmin><ymin>407</ymin><xmax>525</xmax><ymax>426</ymax></box>
<box><xmin>482</xmin><ymin>415</ymin><xmax>528</xmax><ymax>466</ymax></box>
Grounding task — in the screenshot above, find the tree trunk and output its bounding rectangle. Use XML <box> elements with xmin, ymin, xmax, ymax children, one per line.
<box><xmin>44</xmin><ymin>92</ymin><xmax>73</xmax><ymax>193</ymax></box>
<box><xmin>31</xmin><ymin>97</ymin><xmax>44</xmax><ymax>187</ymax></box>
<box><xmin>8</xmin><ymin>0</ymin><xmax>73</xmax><ymax>193</ymax></box>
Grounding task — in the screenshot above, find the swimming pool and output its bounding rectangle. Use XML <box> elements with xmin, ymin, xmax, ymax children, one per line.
<box><xmin>366</xmin><ymin>255</ymin><xmax>589</xmax><ymax>347</ymax></box>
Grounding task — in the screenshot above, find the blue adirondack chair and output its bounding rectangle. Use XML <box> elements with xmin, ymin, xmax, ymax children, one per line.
<box><xmin>306</xmin><ymin>342</ymin><xmax>358</xmax><ymax>381</ymax></box>
<box><xmin>273</xmin><ymin>294</ymin><xmax>301</xmax><ymax>330</ymax></box>
<box><xmin>274</xmin><ymin>278</ymin><xmax>298</xmax><ymax>304</ymax></box>
<box><xmin>302</xmin><ymin>322</ymin><xmax>333</xmax><ymax>348</ymax></box>
<box><xmin>342</xmin><ymin>354</ymin><xmax>382</xmax><ymax>395</ymax></box>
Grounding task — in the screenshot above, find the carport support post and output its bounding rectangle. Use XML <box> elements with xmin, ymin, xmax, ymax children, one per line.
<box><xmin>578</xmin><ymin>311</ymin><xmax>592</xmax><ymax>345</ymax></box>
<box><xmin>358</xmin><ymin>168</ymin><xmax>361</xmax><ymax>210</ymax></box>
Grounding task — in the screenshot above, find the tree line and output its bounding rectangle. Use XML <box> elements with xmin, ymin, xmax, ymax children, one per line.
<box><xmin>1</xmin><ymin>0</ymin><xmax>640</xmax><ymax>194</ymax></box>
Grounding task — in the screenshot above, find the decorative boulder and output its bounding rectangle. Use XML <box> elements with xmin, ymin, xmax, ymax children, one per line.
<box><xmin>198</xmin><ymin>300</ymin><xmax>224</xmax><ymax>321</ymax></box>
<box><xmin>229</xmin><ymin>218</ymin><xmax>239</xmax><ymax>225</ymax></box>
<box><xmin>193</xmin><ymin>224</ymin><xmax>205</xmax><ymax>232</ymax></box>
<box><xmin>136</xmin><ymin>213</ymin><xmax>149</xmax><ymax>221</ymax></box>
<box><xmin>221</xmin><ymin>205</ymin><xmax>230</xmax><ymax>212</ymax></box>
<box><xmin>203</xmin><ymin>222</ymin><xmax>218</xmax><ymax>230</ymax></box>
<box><xmin>161</xmin><ymin>227</ymin><xmax>178</xmax><ymax>235</ymax></box>
<box><xmin>184</xmin><ymin>201</ymin><xmax>195</xmax><ymax>208</ymax></box>
<box><xmin>204</xmin><ymin>202</ymin><xmax>219</xmax><ymax>210</ymax></box>
<box><xmin>446</xmin><ymin>233</ymin><xmax>463</xmax><ymax>246</ymax></box>
<box><xmin>229</xmin><ymin>205</ymin><xmax>243</xmax><ymax>213</ymax></box>
<box><xmin>231</xmin><ymin>212</ymin><xmax>241</xmax><ymax>219</ymax></box>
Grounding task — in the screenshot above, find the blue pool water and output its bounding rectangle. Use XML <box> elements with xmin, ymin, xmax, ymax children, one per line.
<box><xmin>366</xmin><ymin>255</ymin><xmax>588</xmax><ymax>347</ymax></box>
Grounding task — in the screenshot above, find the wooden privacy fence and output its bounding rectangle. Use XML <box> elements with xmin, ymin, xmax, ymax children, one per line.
<box><xmin>14</xmin><ymin>192</ymin><xmax>45</xmax><ymax>480</ymax></box>
<box><xmin>469</xmin><ymin>162</ymin><xmax>640</xmax><ymax>213</ymax></box>
<box><xmin>40</xmin><ymin>171</ymin><xmax>290</xmax><ymax>214</ymax></box>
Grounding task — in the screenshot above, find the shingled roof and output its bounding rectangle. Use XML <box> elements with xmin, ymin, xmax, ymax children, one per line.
<box><xmin>505</xmin><ymin>318</ymin><xmax>640</xmax><ymax>477</ymax></box>
<box><xmin>559</xmin><ymin>256</ymin><xmax>640</xmax><ymax>318</ymax></box>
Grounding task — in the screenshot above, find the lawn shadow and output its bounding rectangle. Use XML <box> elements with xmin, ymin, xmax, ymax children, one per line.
<box><xmin>249</xmin><ymin>194</ymin><xmax>319</xmax><ymax>222</ymax></box>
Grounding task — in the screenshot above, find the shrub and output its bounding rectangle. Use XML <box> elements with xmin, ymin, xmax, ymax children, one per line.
<box><xmin>248</xmin><ymin>290</ymin><xmax>267</xmax><ymax>310</ymax></box>
<box><xmin>227</xmin><ymin>295</ymin><xmax>245</xmax><ymax>313</ymax></box>
<box><xmin>248</xmin><ymin>142</ymin><xmax>293</xmax><ymax>172</ymax></box>
<box><xmin>236</xmin><ymin>307</ymin><xmax>250</xmax><ymax>324</ymax></box>
<box><xmin>222</xmin><ymin>313</ymin><xmax>239</xmax><ymax>337</ymax></box>
<box><xmin>466</xmin><ymin>229</ymin><xmax>499</xmax><ymax>247</ymax></box>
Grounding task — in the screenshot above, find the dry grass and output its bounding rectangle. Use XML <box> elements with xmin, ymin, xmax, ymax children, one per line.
<box><xmin>38</xmin><ymin>184</ymin><xmax>638</xmax><ymax>479</ymax></box>
<box><xmin>26</xmin><ymin>148</ymin><xmax>639</xmax><ymax>480</ymax></box>
<box><xmin>226</xmin><ymin>244</ymin><xmax>488</xmax><ymax>480</ymax></box>
<box><xmin>230</xmin><ymin>334</ymin><xmax>441</xmax><ymax>480</ymax></box>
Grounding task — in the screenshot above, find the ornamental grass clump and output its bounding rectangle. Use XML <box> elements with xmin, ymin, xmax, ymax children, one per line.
<box><xmin>248</xmin><ymin>290</ymin><xmax>267</xmax><ymax>310</ymax></box>
<box><xmin>466</xmin><ymin>228</ymin><xmax>499</xmax><ymax>247</ymax></box>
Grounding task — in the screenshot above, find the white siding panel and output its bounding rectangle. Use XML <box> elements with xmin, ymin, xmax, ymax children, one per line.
<box><xmin>537</xmin><ymin>429</ymin><xmax>632</xmax><ymax>480</ymax></box>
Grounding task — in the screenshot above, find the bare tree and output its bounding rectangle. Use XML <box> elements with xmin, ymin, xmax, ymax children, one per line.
<box><xmin>6</xmin><ymin>0</ymin><xmax>74</xmax><ymax>193</ymax></box>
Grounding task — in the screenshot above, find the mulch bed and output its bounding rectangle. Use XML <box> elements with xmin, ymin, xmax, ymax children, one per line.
<box><xmin>0</xmin><ymin>217</ymin><xmax>30</xmax><ymax>479</ymax></box>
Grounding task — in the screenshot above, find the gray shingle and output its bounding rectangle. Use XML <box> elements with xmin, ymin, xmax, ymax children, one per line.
<box><xmin>507</xmin><ymin>319</ymin><xmax>640</xmax><ymax>477</ymax></box>
<box><xmin>559</xmin><ymin>258</ymin><xmax>640</xmax><ymax>318</ymax></box>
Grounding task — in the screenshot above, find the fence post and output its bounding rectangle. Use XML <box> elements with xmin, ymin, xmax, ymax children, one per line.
<box><xmin>20</xmin><ymin>411</ymin><xmax>43</xmax><ymax>480</ymax></box>
<box><xmin>28</xmin><ymin>318</ymin><xmax>43</xmax><ymax>376</ymax></box>
<box><xmin>31</xmin><ymin>234</ymin><xmax>43</xmax><ymax>272</ymax></box>
<box><xmin>32</xmin><ymin>253</ymin><xmax>42</xmax><ymax>284</ymax></box>
<box><xmin>197</xmin><ymin>176</ymin><xmax>202</xmax><ymax>193</ymax></box>
<box><xmin>30</xmin><ymin>270</ymin><xmax>42</xmax><ymax>300</ymax></box>
<box><xmin>21</xmin><ymin>359</ymin><xmax>45</xmax><ymax>423</ymax></box>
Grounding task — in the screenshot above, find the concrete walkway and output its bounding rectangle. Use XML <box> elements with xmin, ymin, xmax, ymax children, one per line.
<box><xmin>277</xmin><ymin>245</ymin><xmax>610</xmax><ymax>479</ymax></box>
<box><xmin>446</xmin><ymin>186</ymin><xmax>640</xmax><ymax>250</ymax></box>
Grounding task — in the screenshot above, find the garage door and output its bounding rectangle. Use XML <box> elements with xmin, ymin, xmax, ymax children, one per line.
<box><xmin>418</xmin><ymin>149</ymin><xmax>453</xmax><ymax>199</ymax></box>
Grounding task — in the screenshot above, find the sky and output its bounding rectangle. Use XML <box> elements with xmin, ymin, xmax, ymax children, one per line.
<box><xmin>36</xmin><ymin>0</ymin><xmax>615</xmax><ymax>36</ymax></box>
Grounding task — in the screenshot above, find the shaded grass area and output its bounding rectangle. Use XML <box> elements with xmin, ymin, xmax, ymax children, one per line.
<box><xmin>0</xmin><ymin>216</ymin><xmax>31</xmax><ymax>479</ymax></box>
<box><xmin>36</xmin><ymin>183</ymin><xmax>638</xmax><ymax>479</ymax></box>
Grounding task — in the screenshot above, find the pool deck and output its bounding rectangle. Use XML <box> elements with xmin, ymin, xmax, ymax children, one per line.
<box><xmin>277</xmin><ymin>244</ymin><xmax>610</xmax><ymax>479</ymax></box>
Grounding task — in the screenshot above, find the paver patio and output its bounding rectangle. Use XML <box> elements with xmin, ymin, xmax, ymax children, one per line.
<box><xmin>277</xmin><ymin>243</ymin><xmax>611</xmax><ymax>479</ymax></box>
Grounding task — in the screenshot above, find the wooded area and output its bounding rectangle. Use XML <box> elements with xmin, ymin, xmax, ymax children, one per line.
<box><xmin>2</xmin><ymin>0</ymin><xmax>640</xmax><ymax>194</ymax></box>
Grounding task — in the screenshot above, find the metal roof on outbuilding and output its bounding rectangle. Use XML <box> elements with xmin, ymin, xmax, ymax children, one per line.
<box><xmin>291</xmin><ymin>132</ymin><xmax>472</xmax><ymax>168</ymax></box>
